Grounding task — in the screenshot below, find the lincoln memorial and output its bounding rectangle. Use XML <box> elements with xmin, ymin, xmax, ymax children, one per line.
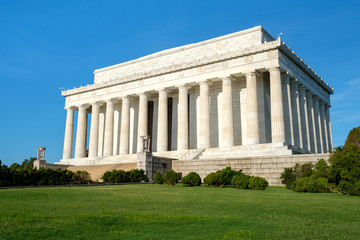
<box><xmin>56</xmin><ymin>26</ymin><xmax>333</xmax><ymax>185</ymax></box>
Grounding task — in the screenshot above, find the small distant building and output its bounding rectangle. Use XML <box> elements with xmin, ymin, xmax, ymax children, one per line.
<box><xmin>56</xmin><ymin>26</ymin><xmax>333</xmax><ymax>185</ymax></box>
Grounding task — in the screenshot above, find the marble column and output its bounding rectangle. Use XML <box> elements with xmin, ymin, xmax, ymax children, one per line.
<box><xmin>88</xmin><ymin>102</ymin><xmax>100</xmax><ymax>158</ymax></box>
<box><xmin>74</xmin><ymin>104</ymin><xmax>87</xmax><ymax>158</ymax></box>
<box><xmin>319</xmin><ymin>101</ymin><xmax>327</xmax><ymax>153</ymax></box>
<box><xmin>221</xmin><ymin>76</ymin><xmax>234</xmax><ymax>147</ymax></box>
<box><xmin>62</xmin><ymin>107</ymin><xmax>75</xmax><ymax>159</ymax></box>
<box><xmin>299</xmin><ymin>86</ymin><xmax>310</xmax><ymax>151</ymax></box>
<box><xmin>307</xmin><ymin>92</ymin><xmax>317</xmax><ymax>153</ymax></box>
<box><xmin>198</xmin><ymin>81</ymin><xmax>210</xmax><ymax>149</ymax></box>
<box><xmin>137</xmin><ymin>93</ymin><xmax>148</xmax><ymax>152</ymax></box>
<box><xmin>103</xmin><ymin>100</ymin><xmax>114</xmax><ymax>156</ymax></box>
<box><xmin>269</xmin><ymin>67</ymin><xmax>285</xmax><ymax>143</ymax></box>
<box><xmin>157</xmin><ymin>89</ymin><xmax>168</xmax><ymax>152</ymax></box>
<box><xmin>177</xmin><ymin>85</ymin><xmax>189</xmax><ymax>151</ymax></box>
<box><xmin>245</xmin><ymin>71</ymin><xmax>259</xmax><ymax>145</ymax></box>
<box><xmin>325</xmin><ymin>104</ymin><xmax>333</xmax><ymax>151</ymax></box>
<box><xmin>282</xmin><ymin>73</ymin><xmax>294</xmax><ymax>145</ymax></box>
<box><xmin>120</xmin><ymin>97</ymin><xmax>130</xmax><ymax>155</ymax></box>
<box><xmin>314</xmin><ymin>97</ymin><xmax>323</xmax><ymax>153</ymax></box>
<box><xmin>290</xmin><ymin>80</ymin><xmax>302</xmax><ymax>148</ymax></box>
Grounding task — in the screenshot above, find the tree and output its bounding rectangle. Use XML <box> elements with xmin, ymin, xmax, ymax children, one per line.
<box><xmin>345</xmin><ymin>126</ymin><xmax>360</xmax><ymax>146</ymax></box>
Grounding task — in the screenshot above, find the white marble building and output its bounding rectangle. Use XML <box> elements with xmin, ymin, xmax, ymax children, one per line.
<box><xmin>58</xmin><ymin>26</ymin><xmax>333</xmax><ymax>167</ymax></box>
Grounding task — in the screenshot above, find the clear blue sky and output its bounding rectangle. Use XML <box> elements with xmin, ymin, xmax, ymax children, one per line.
<box><xmin>1</xmin><ymin>0</ymin><xmax>359</xmax><ymax>166</ymax></box>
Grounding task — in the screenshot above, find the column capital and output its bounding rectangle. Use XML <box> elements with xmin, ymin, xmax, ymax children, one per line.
<box><xmin>156</xmin><ymin>88</ymin><xmax>170</xmax><ymax>94</ymax></box>
<box><xmin>220</xmin><ymin>76</ymin><xmax>234</xmax><ymax>81</ymax></box>
<box><xmin>64</xmin><ymin>106</ymin><xmax>75</xmax><ymax>110</ymax></box>
<box><xmin>267</xmin><ymin>66</ymin><xmax>281</xmax><ymax>72</ymax></box>
<box><xmin>76</xmin><ymin>103</ymin><xmax>90</xmax><ymax>110</ymax></box>
<box><xmin>176</xmin><ymin>84</ymin><xmax>191</xmax><ymax>90</ymax></box>
<box><xmin>282</xmin><ymin>72</ymin><xmax>290</xmax><ymax>84</ymax></box>
<box><xmin>244</xmin><ymin>70</ymin><xmax>258</xmax><ymax>77</ymax></box>
<box><xmin>89</xmin><ymin>101</ymin><xmax>103</xmax><ymax>107</ymax></box>
<box><xmin>298</xmin><ymin>85</ymin><xmax>307</xmax><ymax>91</ymax></box>
<box><xmin>197</xmin><ymin>80</ymin><xmax>213</xmax><ymax>86</ymax></box>
<box><xmin>137</xmin><ymin>92</ymin><xmax>148</xmax><ymax>98</ymax></box>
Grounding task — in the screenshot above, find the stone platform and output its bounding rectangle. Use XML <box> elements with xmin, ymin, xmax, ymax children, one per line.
<box><xmin>172</xmin><ymin>153</ymin><xmax>330</xmax><ymax>186</ymax></box>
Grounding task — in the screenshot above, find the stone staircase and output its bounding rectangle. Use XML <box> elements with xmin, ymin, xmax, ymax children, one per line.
<box><xmin>198</xmin><ymin>143</ymin><xmax>292</xmax><ymax>160</ymax></box>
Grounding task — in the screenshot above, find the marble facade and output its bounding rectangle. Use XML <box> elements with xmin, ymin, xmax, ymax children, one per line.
<box><xmin>58</xmin><ymin>26</ymin><xmax>333</xmax><ymax>166</ymax></box>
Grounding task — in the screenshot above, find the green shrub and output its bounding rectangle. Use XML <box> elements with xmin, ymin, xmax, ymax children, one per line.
<box><xmin>248</xmin><ymin>176</ymin><xmax>268</xmax><ymax>190</ymax></box>
<box><xmin>231</xmin><ymin>174</ymin><xmax>250</xmax><ymax>189</ymax></box>
<box><xmin>102</xmin><ymin>169</ymin><xmax>148</xmax><ymax>183</ymax></box>
<box><xmin>127</xmin><ymin>169</ymin><xmax>148</xmax><ymax>182</ymax></box>
<box><xmin>292</xmin><ymin>176</ymin><xmax>330</xmax><ymax>193</ymax></box>
<box><xmin>72</xmin><ymin>170</ymin><xmax>92</xmax><ymax>184</ymax></box>
<box><xmin>280</xmin><ymin>167</ymin><xmax>296</xmax><ymax>189</ymax></box>
<box><xmin>182</xmin><ymin>172</ymin><xmax>201</xmax><ymax>186</ymax></box>
<box><xmin>216</xmin><ymin>167</ymin><xmax>242</xmax><ymax>185</ymax></box>
<box><xmin>163</xmin><ymin>170</ymin><xmax>179</xmax><ymax>185</ymax></box>
<box><xmin>204</xmin><ymin>172</ymin><xmax>225</xmax><ymax>187</ymax></box>
<box><xmin>153</xmin><ymin>171</ymin><xmax>163</xmax><ymax>184</ymax></box>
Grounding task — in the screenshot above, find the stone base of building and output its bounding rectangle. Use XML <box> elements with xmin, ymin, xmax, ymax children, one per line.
<box><xmin>172</xmin><ymin>153</ymin><xmax>330</xmax><ymax>186</ymax></box>
<box><xmin>54</xmin><ymin>143</ymin><xmax>327</xmax><ymax>185</ymax></box>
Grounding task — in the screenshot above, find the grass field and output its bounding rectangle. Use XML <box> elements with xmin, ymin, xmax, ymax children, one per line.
<box><xmin>1</xmin><ymin>184</ymin><xmax>360</xmax><ymax>240</ymax></box>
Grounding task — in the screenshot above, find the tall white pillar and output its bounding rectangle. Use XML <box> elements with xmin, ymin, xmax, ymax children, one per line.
<box><xmin>314</xmin><ymin>97</ymin><xmax>323</xmax><ymax>153</ymax></box>
<box><xmin>103</xmin><ymin>100</ymin><xmax>114</xmax><ymax>156</ymax></box>
<box><xmin>120</xmin><ymin>97</ymin><xmax>130</xmax><ymax>155</ymax></box>
<box><xmin>282</xmin><ymin>74</ymin><xmax>294</xmax><ymax>145</ymax></box>
<box><xmin>137</xmin><ymin>93</ymin><xmax>148</xmax><ymax>152</ymax></box>
<box><xmin>62</xmin><ymin>107</ymin><xmax>75</xmax><ymax>159</ymax></box>
<box><xmin>221</xmin><ymin>76</ymin><xmax>234</xmax><ymax>147</ymax></box>
<box><xmin>88</xmin><ymin>103</ymin><xmax>100</xmax><ymax>158</ymax></box>
<box><xmin>269</xmin><ymin>67</ymin><xmax>285</xmax><ymax>144</ymax></box>
<box><xmin>198</xmin><ymin>81</ymin><xmax>210</xmax><ymax>149</ymax></box>
<box><xmin>325</xmin><ymin>104</ymin><xmax>333</xmax><ymax>151</ymax></box>
<box><xmin>74</xmin><ymin>104</ymin><xmax>87</xmax><ymax>158</ymax></box>
<box><xmin>307</xmin><ymin>91</ymin><xmax>317</xmax><ymax>153</ymax></box>
<box><xmin>290</xmin><ymin>80</ymin><xmax>302</xmax><ymax>148</ymax></box>
<box><xmin>177</xmin><ymin>85</ymin><xmax>189</xmax><ymax>151</ymax></box>
<box><xmin>320</xmin><ymin>101</ymin><xmax>328</xmax><ymax>153</ymax></box>
<box><xmin>245</xmin><ymin>71</ymin><xmax>259</xmax><ymax>145</ymax></box>
<box><xmin>157</xmin><ymin>89</ymin><xmax>168</xmax><ymax>152</ymax></box>
<box><xmin>299</xmin><ymin>86</ymin><xmax>310</xmax><ymax>151</ymax></box>
<box><xmin>314</xmin><ymin>97</ymin><xmax>326</xmax><ymax>153</ymax></box>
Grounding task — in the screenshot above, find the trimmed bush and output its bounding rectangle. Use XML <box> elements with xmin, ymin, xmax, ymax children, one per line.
<box><xmin>216</xmin><ymin>167</ymin><xmax>243</xmax><ymax>185</ymax></box>
<box><xmin>204</xmin><ymin>172</ymin><xmax>225</xmax><ymax>187</ymax></box>
<box><xmin>163</xmin><ymin>170</ymin><xmax>179</xmax><ymax>185</ymax></box>
<box><xmin>182</xmin><ymin>172</ymin><xmax>201</xmax><ymax>186</ymax></box>
<box><xmin>292</xmin><ymin>176</ymin><xmax>330</xmax><ymax>193</ymax></box>
<box><xmin>72</xmin><ymin>170</ymin><xmax>92</xmax><ymax>184</ymax></box>
<box><xmin>248</xmin><ymin>176</ymin><xmax>269</xmax><ymax>190</ymax></box>
<box><xmin>280</xmin><ymin>167</ymin><xmax>296</xmax><ymax>189</ymax></box>
<box><xmin>153</xmin><ymin>171</ymin><xmax>164</xmax><ymax>184</ymax></box>
<box><xmin>102</xmin><ymin>169</ymin><xmax>148</xmax><ymax>183</ymax></box>
<box><xmin>231</xmin><ymin>174</ymin><xmax>250</xmax><ymax>189</ymax></box>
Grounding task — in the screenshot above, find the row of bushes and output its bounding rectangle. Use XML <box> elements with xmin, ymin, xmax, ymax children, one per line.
<box><xmin>204</xmin><ymin>167</ymin><xmax>268</xmax><ymax>190</ymax></box>
<box><xmin>153</xmin><ymin>167</ymin><xmax>269</xmax><ymax>190</ymax></box>
<box><xmin>0</xmin><ymin>160</ymin><xmax>91</xmax><ymax>186</ymax></box>
<box><xmin>280</xmin><ymin>143</ymin><xmax>360</xmax><ymax>195</ymax></box>
<box><xmin>101</xmin><ymin>169</ymin><xmax>148</xmax><ymax>183</ymax></box>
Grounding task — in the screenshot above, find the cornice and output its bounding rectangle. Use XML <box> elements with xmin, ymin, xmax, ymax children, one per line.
<box><xmin>279</xmin><ymin>41</ymin><xmax>333</xmax><ymax>94</ymax></box>
<box><xmin>62</xmin><ymin>39</ymin><xmax>282</xmax><ymax>97</ymax></box>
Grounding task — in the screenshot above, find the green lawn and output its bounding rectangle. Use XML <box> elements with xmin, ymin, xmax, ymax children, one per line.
<box><xmin>0</xmin><ymin>184</ymin><xmax>359</xmax><ymax>240</ymax></box>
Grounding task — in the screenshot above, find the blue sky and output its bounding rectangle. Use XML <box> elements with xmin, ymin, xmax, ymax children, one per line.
<box><xmin>0</xmin><ymin>0</ymin><xmax>359</xmax><ymax>166</ymax></box>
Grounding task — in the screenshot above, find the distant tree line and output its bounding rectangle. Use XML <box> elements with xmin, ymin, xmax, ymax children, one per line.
<box><xmin>0</xmin><ymin>158</ymin><xmax>91</xmax><ymax>187</ymax></box>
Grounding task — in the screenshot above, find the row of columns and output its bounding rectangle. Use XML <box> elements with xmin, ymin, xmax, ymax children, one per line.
<box><xmin>284</xmin><ymin>76</ymin><xmax>333</xmax><ymax>153</ymax></box>
<box><xmin>62</xmin><ymin>67</ymin><xmax>333</xmax><ymax>160</ymax></box>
